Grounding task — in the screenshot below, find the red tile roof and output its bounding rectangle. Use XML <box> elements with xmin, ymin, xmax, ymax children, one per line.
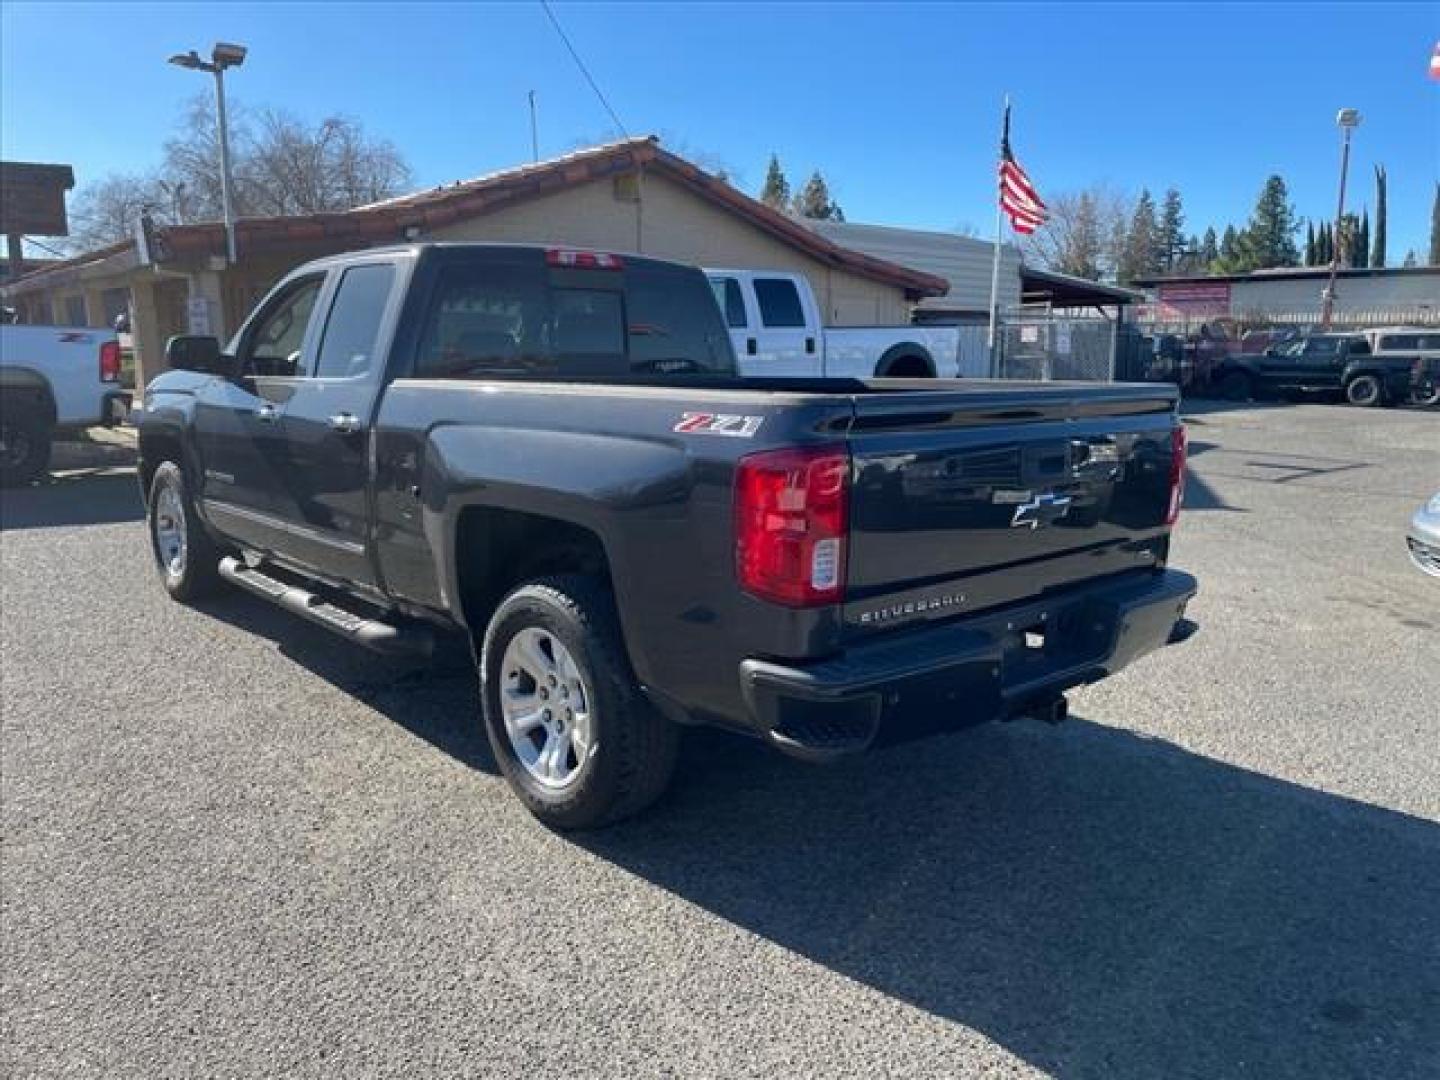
<box><xmin>5</xmin><ymin>138</ymin><xmax>947</xmax><ymax>298</ymax></box>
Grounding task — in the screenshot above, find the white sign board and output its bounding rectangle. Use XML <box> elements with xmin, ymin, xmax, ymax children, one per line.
<box><xmin>1054</xmin><ymin>323</ymin><xmax>1072</xmax><ymax>355</ymax></box>
<box><xmin>186</xmin><ymin>296</ymin><xmax>213</xmax><ymax>336</ymax></box>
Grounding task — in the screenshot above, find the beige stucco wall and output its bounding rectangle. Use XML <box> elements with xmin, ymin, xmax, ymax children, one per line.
<box><xmin>425</xmin><ymin>172</ymin><xmax>912</xmax><ymax>325</ymax></box>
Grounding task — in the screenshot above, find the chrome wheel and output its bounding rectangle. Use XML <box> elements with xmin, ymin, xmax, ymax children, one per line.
<box><xmin>499</xmin><ymin>627</ymin><xmax>593</xmax><ymax>790</ymax></box>
<box><xmin>153</xmin><ymin>482</ymin><xmax>187</xmax><ymax>576</ymax></box>
<box><xmin>1346</xmin><ymin>376</ymin><xmax>1380</xmax><ymax>406</ymax></box>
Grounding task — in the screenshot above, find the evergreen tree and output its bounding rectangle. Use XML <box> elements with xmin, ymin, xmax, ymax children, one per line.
<box><xmin>1319</xmin><ymin>221</ymin><xmax>1333</xmax><ymax>265</ymax></box>
<box><xmin>1371</xmin><ymin>165</ymin><xmax>1387</xmax><ymax>268</ymax></box>
<box><xmin>1242</xmin><ymin>175</ymin><xmax>1300</xmax><ymax>268</ymax></box>
<box><xmin>1159</xmin><ymin>188</ymin><xmax>1185</xmax><ymax>270</ymax></box>
<box><xmin>1218</xmin><ymin>224</ymin><xmax>1242</xmax><ymax>268</ymax></box>
<box><xmin>1355</xmin><ymin>208</ymin><xmax>1370</xmax><ymax>269</ymax></box>
<box><xmin>1403</xmin><ymin>249</ymin><xmax>1419</xmax><ymax>268</ymax></box>
<box><xmin>1118</xmin><ymin>188</ymin><xmax>1162</xmax><ymax>283</ymax></box>
<box><xmin>1430</xmin><ymin>183</ymin><xmax>1440</xmax><ymax>265</ymax></box>
<box><xmin>1304</xmin><ymin>221</ymin><xmax>1316</xmax><ymax>266</ymax></box>
<box><xmin>793</xmin><ymin>171</ymin><xmax>843</xmax><ymax>221</ymax></box>
<box><xmin>1200</xmin><ymin>226</ymin><xmax>1219</xmax><ymax>268</ymax></box>
<box><xmin>759</xmin><ymin>154</ymin><xmax>790</xmax><ymax>210</ymax></box>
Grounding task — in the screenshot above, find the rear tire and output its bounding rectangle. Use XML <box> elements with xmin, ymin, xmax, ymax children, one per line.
<box><xmin>1218</xmin><ymin>371</ymin><xmax>1252</xmax><ymax>402</ymax></box>
<box><xmin>147</xmin><ymin>461</ymin><xmax>222</xmax><ymax>601</ymax></box>
<box><xmin>1344</xmin><ymin>374</ymin><xmax>1382</xmax><ymax>407</ymax></box>
<box><xmin>480</xmin><ymin>575</ymin><xmax>678</xmax><ymax>830</ymax></box>
<box><xmin>0</xmin><ymin>413</ymin><xmax>52</xmax><ymax>486</ymax></box>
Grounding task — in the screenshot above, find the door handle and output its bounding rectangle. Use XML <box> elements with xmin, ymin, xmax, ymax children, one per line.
<box><xmin>327</xmin><ymin>412</ymin><xmax>362</xmax><ymax>435</ymax></box>
<box><xmin>256</xmin><ymin>403</ymin><xmax>280</xmax><ymax>423</ymax></box>
<box><xmin>805</xmin><ymin>336</ymin><xmax>816</xmax><ymax>354</ymax></box>
<box><xmin>747</xmin><ymin>337</ymin><xmax>757</xmax><ymax>356</ymax></box>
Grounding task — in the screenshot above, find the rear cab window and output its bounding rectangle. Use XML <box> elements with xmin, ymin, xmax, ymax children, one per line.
<box><xmin>415</xmin><ymin>250</ymin><xmax>735</xmax><ymax>380</ymax></box>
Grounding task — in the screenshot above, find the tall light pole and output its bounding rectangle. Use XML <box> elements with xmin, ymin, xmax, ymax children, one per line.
<box><xmin>168</xmin><ymin>42</ymin><xmax>247</xmax><ymax>264</ymax></box>
<box><xmin>1320</xmin><ymin>107</ymin><xmax>1362</xmax><ymax>329</ymax></box>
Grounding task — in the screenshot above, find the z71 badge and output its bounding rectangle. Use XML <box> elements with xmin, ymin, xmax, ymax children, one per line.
<box><xmin>673</xmin><ymin>412</ymin><xmax>764</xmax><ymax>438</ymax></box>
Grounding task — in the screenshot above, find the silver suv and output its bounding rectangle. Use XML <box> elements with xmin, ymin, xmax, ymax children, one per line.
<box><xmin>1361</xmin><ymin>327</ymin><xmax>1440</xmax><ymax>406</ymax></box>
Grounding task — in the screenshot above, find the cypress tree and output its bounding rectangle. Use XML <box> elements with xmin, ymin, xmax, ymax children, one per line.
<box><xmin>759</xmin><ymin>154</ymin><xmax>790</xmax><ymax>210</ymax></box>
<box><xmin>1304</xmin><ymin>222</ymin><xmax>1316</xmax><ymax>266</ymax></box>
<box><xmin>1371</xmin><ymin>165</ymin><xmax>1387</xmax><ymax>268</ymax></box>
<box><xmin>1200</xmin><ymin>226</ymin><xmax>1219</xmax><ymax>268</ymax></box>
<box><xmin>1430</xmin><ymin>183</ymin><xmax>1439</xmax><ymax>265</ymax></box>
<box><xmin>1355</xmin><ymin>209</ymin><xmax>1370</xmax><ymax>269</ymax></box>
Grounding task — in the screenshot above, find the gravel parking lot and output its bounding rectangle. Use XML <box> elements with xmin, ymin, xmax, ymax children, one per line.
<box><xmin>3</xmin><ymin>403</ymin><xmax>1437</xmax><ymax>1079</ymax></box>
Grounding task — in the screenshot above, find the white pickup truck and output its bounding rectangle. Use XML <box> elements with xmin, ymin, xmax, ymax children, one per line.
<box><xmin>705</xmin><ymin>268</ymin><xmax>979</xmax><ymax>379</ymax></box>
<box><xmin>0</xmin><ymin>323</ymin><xmax>128</xmax><ymax>484</ymax></box>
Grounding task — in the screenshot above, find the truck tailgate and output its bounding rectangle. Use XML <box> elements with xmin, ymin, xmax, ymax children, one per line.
<box><xmin>843</xmin><ymin>383</ymin><xmax>1182</xmax><ymax>636</ymax></box>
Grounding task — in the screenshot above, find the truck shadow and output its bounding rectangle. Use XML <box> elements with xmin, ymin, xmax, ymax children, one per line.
<box><xmin>583</xmin><ymin>719</ymin><xmax>1439</xmax><ymax>1080</ymax></box>
<box><xmin>190</xmin><ymin>590</ymin><xmax>497</xmax><ymax>775</ymax></box>
<box><xmin>0</xmin><ymin>469</ymin><xmax>145</xmax><ymax>531</ymax></box>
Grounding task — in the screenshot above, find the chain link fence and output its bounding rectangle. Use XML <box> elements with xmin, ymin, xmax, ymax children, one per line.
<box><xmin>993</xmin><ymin>318</ymin><xmax>1117</xmax><ymax>381</ymax></box>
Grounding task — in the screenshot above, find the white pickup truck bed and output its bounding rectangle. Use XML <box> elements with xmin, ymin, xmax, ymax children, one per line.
<box><xmin>0</xmin><ymin>323</ymin><xmax>127</xmax><ymax>484</ymax></box>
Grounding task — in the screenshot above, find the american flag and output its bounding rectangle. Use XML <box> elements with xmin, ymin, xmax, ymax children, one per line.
<box><xmin>999</xmin><ymin>104</ymin><xmax>1047</xmax><ymax>235</ymax></box>
<box><xmin>1430</xmin><ymin>40</ymin><xmax>1440</xmax><ymax>80</ymax></box>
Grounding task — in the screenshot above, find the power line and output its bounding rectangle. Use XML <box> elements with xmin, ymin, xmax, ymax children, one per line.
<box><xmin>539</xmin><ymin>0</ymin><xmax>629</xmax><ymax>140</ymax></box>
<box><xmin>21</xmin><ymin>237</ymin><xmax>68</xmax><ymax>258</ymax></box>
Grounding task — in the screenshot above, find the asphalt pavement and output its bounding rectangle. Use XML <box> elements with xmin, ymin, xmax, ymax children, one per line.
<box><xmin>2</xmin><ymin>403</ymin><xmax>1437</xmax><ymax>1079</ymax></box>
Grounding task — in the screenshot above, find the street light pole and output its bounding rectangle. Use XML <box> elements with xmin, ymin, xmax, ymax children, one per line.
<box><xmin>1320</xmin><ymin>108</ymin><xmax>1362</xmax><ymax>330</ymax></box>
<box><xmin>212</xmin><ymin>64</ymin><xmax>237</xmax><ymax>264</ymax></box>
<box><xmin>168</xmin><ymin>42</ymin><xmax>247</xmax><ymax>265</ymax></box>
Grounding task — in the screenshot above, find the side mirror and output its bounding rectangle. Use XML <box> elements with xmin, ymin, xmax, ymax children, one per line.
<box><xmin>165</xmin><ymin>335</ymin><xmax>232</xmax><ymax>376</ymax></box>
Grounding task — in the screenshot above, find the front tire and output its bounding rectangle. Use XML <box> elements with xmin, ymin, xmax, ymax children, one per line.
<box><xmin>1344</xmin><ymin>374</ymin><xmax>1382</xmax><ymax>407</ymax></box>
<box><xmin>147</xmin><ymin>461</ymin><xmax>222</xmax><ymax>601</ymax></box>
<box><xmin>480</xmin><ymin>575</ymin><xmax>678</xmax><ymax>830</ymax></box>
<box><xmin>0</xmin><ymin>413</ymin><xmax>52</xmax><ymax>486</ymax></box>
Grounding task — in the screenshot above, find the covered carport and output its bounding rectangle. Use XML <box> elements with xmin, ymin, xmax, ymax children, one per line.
<box><xmin>1020</xmin><ymin>267</ymin><xmax>1145</xmax><ymax>316</ymax></box>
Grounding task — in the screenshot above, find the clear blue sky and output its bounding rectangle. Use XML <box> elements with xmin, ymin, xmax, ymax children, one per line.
<box><xmin>3</xmin><ymin>2</ymin><xmax>1437</xmax><ymax>258</ymax></box>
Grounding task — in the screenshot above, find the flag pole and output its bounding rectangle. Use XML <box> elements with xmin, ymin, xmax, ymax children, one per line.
<box><xmin>986</xmin><ymin>94</ymin><xmax>1010</xmax><ymax>374</ymax></box>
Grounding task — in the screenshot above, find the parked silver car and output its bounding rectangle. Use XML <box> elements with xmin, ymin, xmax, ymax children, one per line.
<box><xmin>1408</xmin><ymin>492</ymin><xmax>1440</xmax><ymax>578</ymax></box>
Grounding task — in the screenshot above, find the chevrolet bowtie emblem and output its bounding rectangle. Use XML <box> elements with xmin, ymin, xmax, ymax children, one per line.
<box><xmin>1011</xmin><ymin>492</ymin><xmax>1073</xmax><ymax>529</ymax></box>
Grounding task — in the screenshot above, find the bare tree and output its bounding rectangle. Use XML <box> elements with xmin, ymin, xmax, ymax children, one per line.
<box><xmin>63</xmin><ymin>173</ymin><xmax>167</xmax><ymax>252</ymax></box>
<box><xmin>1022</xmin><ymin>185</ymin><xmax>1134</xmax><ymax>281</ymax></box>
<box><xmin>63</xmin><ymin>95</ymin><xmax>414</xmax><ymax>252</ymax></box>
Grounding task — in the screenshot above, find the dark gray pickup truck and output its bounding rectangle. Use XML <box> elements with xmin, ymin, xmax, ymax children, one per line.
<box><xmin>138</xmin><ymin>243</ymin><xmax>1196</xmax><ymax>828</ymax></box>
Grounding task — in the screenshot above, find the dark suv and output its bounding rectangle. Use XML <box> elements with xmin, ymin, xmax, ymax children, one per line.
<box><xmin>1212</xmin><ymin>332</ymin><xmax>1413</xmax><ymax>406</ymax></box>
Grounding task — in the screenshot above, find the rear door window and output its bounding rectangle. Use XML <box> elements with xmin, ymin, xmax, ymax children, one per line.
<box><xmin>313</xmin><ymin>264</ymin><xmax>396</xmax><ymax>379</ymax></box>
<box><xmin>753</xmin><ymin>278</ymin><xmax>807</xmax><ymax>328</ymax></box>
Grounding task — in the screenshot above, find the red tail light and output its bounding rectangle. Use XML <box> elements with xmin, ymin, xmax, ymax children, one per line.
<box><xmin>546</xmin><ymin>248</ymin><xmax>624</xmax><ymax>270</ymax></box>
<box><xmin>734</xmin><ymin>446</ymin><xmax>850</xmax><ymax>607</ymax></box>
<box><xmin>99</xmin><ymin>340</ymin><xmax>122</xmax><ymax>383</ymax></box>
<box><xmin>1165</xmin><ymin>424</ymin><xmax>1187</xmax><ymax>526</ymax></box>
